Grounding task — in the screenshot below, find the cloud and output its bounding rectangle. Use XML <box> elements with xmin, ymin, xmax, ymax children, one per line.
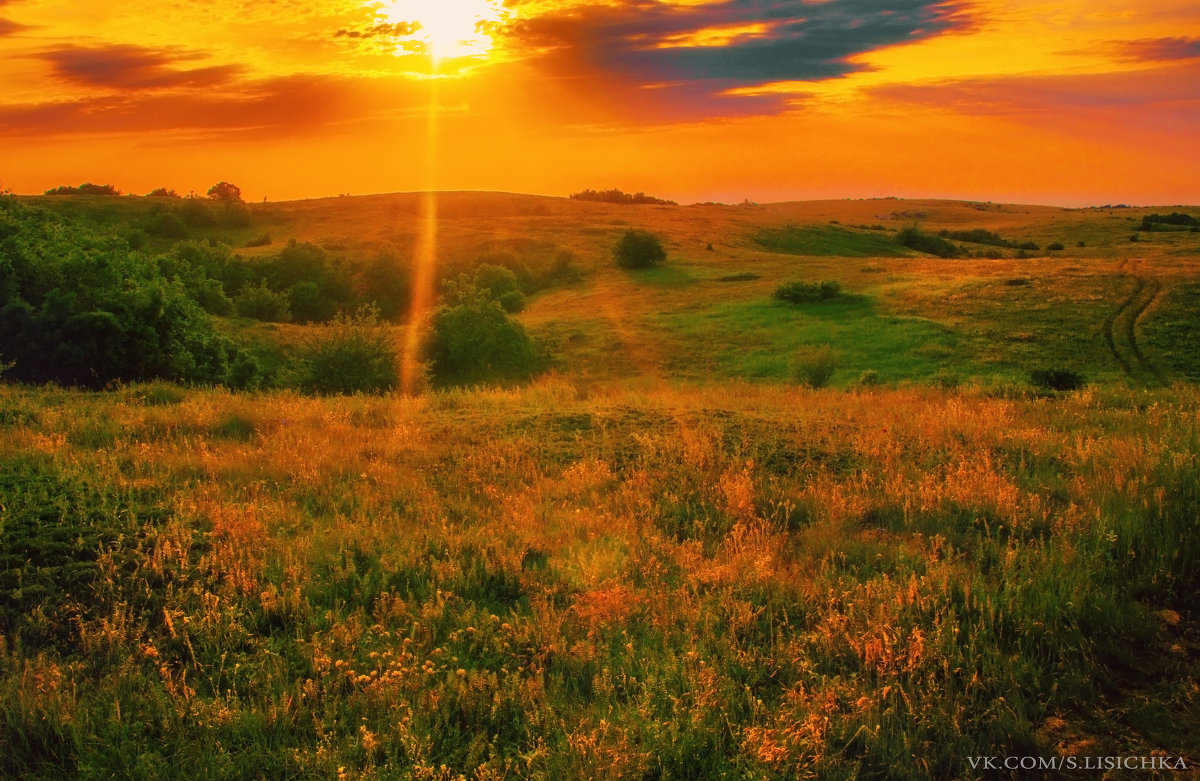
<box><xmin>489</xmin><ymin>0</ymin><xmax>980</xmax><ymax>123</ymax></box>
<box><xmin>503</xmin><ymin>0</ymin><xmax>977</xmax><ymax>104</ymax></box>
<box><xmin>39</xmin><ymin>44</ymin><xmax>244</xmax><ymax>90</ymax></box>
<box><xmin>0</xmin><ymin>72</ymin><xmax>441</xmax><ymax>138</ymax></box>
<box><xmin>334</xmin><ymin>22</ymin><xmax>420</xmax><ymax>39</ymax></box>
<box><xmin>1106</xmin><ymin>37</ymin><xmax>1200</xmax><ymax>63</ymax></box>
<box><xmin>0</xmin><ymin>17</ymin><xmax>27</xmax><ymax>36</ymax></box>
<box><xmin>870</xmin><ymin>64</ymin><xmax>1200</xmax><ymax>115</ymax></box>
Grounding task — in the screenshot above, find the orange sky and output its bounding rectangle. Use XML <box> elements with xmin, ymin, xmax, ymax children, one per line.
<box><xmin>1</xmin><ymin>0</ymin><xmax>1197</xmax><ymax>205</ymax></box>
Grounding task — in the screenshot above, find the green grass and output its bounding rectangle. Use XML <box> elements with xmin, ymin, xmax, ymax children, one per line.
<box><xmin>626</xmin><ymin>264</ymin><xmax>697</xmax><ymax>287</ymax></box>
<box><xmin>662</xmin><ymin>296</ymin><xmax>978</xmax><ymax>384</ymax></box>
<box><xmin>1143</xmin><ymin>282</ymin><xmax>1200</xmax><ymax>381</ymax></box>
<box><xmin>752</xmin><ymin>224</ymin><xmax>912</xmax><ymax>257</ymax></box>
<box><xmin>0</xmin><ymin>382</ymin><xmax>1196</xmax><ymax>778</ymax></box>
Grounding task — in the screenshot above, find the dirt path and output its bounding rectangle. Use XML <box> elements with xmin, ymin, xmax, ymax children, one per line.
<box><xmin>1127</xmin><ymin>277</ymin><xmax>1164</xmax><ymax>383</ymax></box>
<box><xmin>1104</xmin><ymin>263</ymin><xmax>1164</xmax><ymax>384</ymax></box>
<box><xmin>1102</xmin><ymin>275</ymin><xmax>1141</xmax><ymax>378</ymax></box>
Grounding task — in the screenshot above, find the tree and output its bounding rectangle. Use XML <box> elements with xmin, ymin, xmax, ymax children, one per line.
<box><xmin>424</xmin><ymin>293</ymin><xmax>539</xmax><ymax>387</ymax></box>
<box><xmin>614</xmin><ymin>229</ymin><xmax>666</xmax><ymax>269</ymax></box>
<box><xmin>207</xmin><ymin>181</ymin><xmax>243</xmax><ymax>202</ymax></box>
<box><xmin>295</xmin><ymin>306</ymin><xmax>398</xmax><ymax>395</ymax></box>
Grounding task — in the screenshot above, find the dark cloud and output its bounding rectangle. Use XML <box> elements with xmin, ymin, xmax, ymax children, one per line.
<box><xmin>869</xmin><ymin>65</ymin><xmax>1200</xmax><ymax>115</ymax></box>
<box><xmin>0</xmin><ymin>72</ymin><xmax>438</xmax><ymax>138</ymax></box>
<box><xmin>505</xmin><ymin>0</ymin><xmax>977</xmax><ymax>99</ymax></box>
<box><xmin>335</xmin><ymin>22</ymin><xmax>420</xmax><ymax>39</ymax></box>
<box><xmin>39</xmin><ymin>45</ymin><xmax>244</xmax><ymax>90</ymax></box>
<box><xmin>0</xmin><ymin>17</ymin><xmax>27</xmax><ymax>36</ymax></box>
<box><xmin>1106</xmin><ymin>37</ymin><xmax>1200</xmax><ymax>63</ymax></box>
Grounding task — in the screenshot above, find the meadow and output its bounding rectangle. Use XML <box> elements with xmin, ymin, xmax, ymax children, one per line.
<box><xmin>1</xmin><ymin>191</ymin><xmax>1198</xmax><ymax>778</ymax></box>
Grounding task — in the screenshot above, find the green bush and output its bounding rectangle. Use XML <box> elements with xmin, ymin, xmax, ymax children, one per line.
<box><xmin>0</xmin><ymin>198</ymin><xmax>236</xmax><ymax>388</ymax></box>
<box><xmin>358</xmin><ymin>247</ymin><xmax>412</xmax><ymax>321</ymax></box>
<box><xmin>938</xmin><ymin>228</ymin><xmax>1010</xmax><ymax>247</ymax></box>
<box><xmin>228</xmin><ymin>350</ymin><xmax>264</xmax><ymax>390</ymax></box>
<box><xmin>614</xmin><ymin>230</ymin><xmax>666</xmax><ymax>269</ymax></box>
<box><xmin>497</xmin><ymin>289</ymin><xmax>526</xmax><ymax>313</ymax></box>
<box><xmin>789</xmin><ymin>344</ymin><xmax>839</xmax><ymax>388</ymax></box>
<box><xmin>1046</xmin><ymin>242</ymin><xmax>1065</xmax><ymax>251</ymax></box>
<box><xmin>1031</xmin><ymin>368</ymin><xmax>1085</xmax><ymax>391</ymax></box>
<box><xmin>234</xmin><ymin>283</ymin><xmax>291</xmax><ymax>322</ymax></box>
<box><xmin>295</xmin><ymin>306</ymin><xmax>398</xmax><ymax>395</ymax></box>
<box><xmin>287</xmin><ymin>281</ymin><xmax>338</xmax><ymax>324</ymax></box>
<box><xmin>472</xmin><ymin>264</ymin><xmax>521</xmax><ymax>299</ymax></box>
<box><xmin>195</xmin><ymin>279</ymin><xmax>234</xmax><ymax>316</ymax></box>
<box><xmin>425</xmin><ymin>295</ymin><xmax>539</xmax><ymax>387</ymax></box>
<box><xmin>145</xmin><ymin>211</ymin><xmax>188</xmax><ymax>239</ymax></box>
<box><xmin>773</xmin><ymin>280</ymin><xmax>841</xmax><ymax>304</ymax></box>
<box><xmin>178</xmin><ymin>197</ymin><xmax>217</xmax><ymax>228</ymax></box>
<box><xmin>895</xmin><ymin>226</ymin><xmax>963</xmax><ymax>258</ymax></box>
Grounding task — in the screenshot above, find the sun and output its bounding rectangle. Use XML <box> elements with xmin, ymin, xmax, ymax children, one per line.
<box><xmin>378</xmin><ymin>0</ymin><xmax>505</xmax><ymax>63</ymax></box>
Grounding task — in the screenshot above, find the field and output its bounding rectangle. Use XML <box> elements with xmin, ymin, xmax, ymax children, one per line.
<box><xmin>2</xmin><ymin>192</ymin><xmax>1199</xmax><ymax>778</ymax></box>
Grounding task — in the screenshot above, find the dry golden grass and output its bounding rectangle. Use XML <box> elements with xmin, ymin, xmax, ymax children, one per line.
<box><xmin>1</xmin><ymin>376</ymin><xmax>1197</xmax><ymax>778</ymax></box>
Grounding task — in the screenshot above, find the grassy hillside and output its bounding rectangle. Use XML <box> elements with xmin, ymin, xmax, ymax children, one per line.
<box><xmin>2</xmin><ymin>192</ymin><xmax>1199</xmax><ymax>778</ymax></box>
<box><xmin>16</xmin><ymin>191</ymin><xmax>1200</xmax><ymax>389</ymax></box>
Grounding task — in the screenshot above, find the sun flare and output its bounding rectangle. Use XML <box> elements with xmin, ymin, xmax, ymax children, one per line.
<box><xmin>378</xmin><ymin>0</ymin><xmax>504</xmax><ymax>63</ymax></box>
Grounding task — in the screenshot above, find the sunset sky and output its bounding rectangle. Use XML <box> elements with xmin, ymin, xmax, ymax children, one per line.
<box><xmin>1</xmin><ymin>0</ymin><xmax>1197</xmax><ymax>205</ymax></box>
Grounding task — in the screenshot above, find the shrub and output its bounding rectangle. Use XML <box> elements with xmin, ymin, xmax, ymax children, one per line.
<box><xmin>234</xmin><ymin>283</ymin><xmax>291</xmax><ymax>322</ymax></box>
<box><xmin>145</xmin><ymin>211</ymin><xmax>188</xmax><ymax>239</ymax></box>
<box><xmin>498</xmin><ymin>289</ymin><xmax>526</xmax><ymax>313</ymax></box>
<box><xmin>789</xmin><ymin>344</ymin><xmax>839</xmax><ymax>388</ymax></box>
<box><xmin>614</xmin><ymin>230</ymin><xmax>666</xmax><ymax>269</ymax></box>
<box><xmin>220</xmin><ymin>201</ymin><xmax>252</xmax><ymax>228</ymax></box>
<box><xmin>196</xmin><ymin>279</ymin><xmax>234</xmax><ymax>316</ymax></box>
<box><xmin>1047</xmin><ymin>242</ymin><xmax>1065</xmax><ymax>251</ymax></box>
<box><xmin>287</xmin><ymin>281</ymin><xmax>338</xmax><ymax>324</ymax></box>
<box><xmin>295</xmin><ymin>306</ymin><xmax>398</xmax><ymax>395</ymax></box>
<box><xmin>895</xmin><ymin>226</ymin><xmax>963</xmax><ymax>258</ymax></box>
<box><xmin>359</xmin><ymin>247</ymin><xmax>412</xmax><ymax>321</ymax></box>
<box><xmin>939</xmin><ymin>228</ymin><xmax>1010</xmax><ymax>247</ymax></box>
<box><xmin>228</xmin><ymin>350</ymin><xmax>264</xmax><ymax>390</ymax></box>
<box><xmin>179</xmin><ymin>198</ymin><xmax>218</xmax><ymax>228</ymax></box>
<box><xmin>1139</xmin><ymin>212</ymin><xmax>1198</xmax><ymax>231</ymax></box>
<box><xmin>425</xmin><ymin>295</ymin><xmax>539</xmax><ymax>387</ymax></box>
<box><xmin>1031</xmin><ymin>368</ymin><xmax>1085</xmax><ymax>391</ymax></box>
<box><xmin>774</xmin><ymin>280</ymin><xmax>841</xmax><ymax>304</ymax></box>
